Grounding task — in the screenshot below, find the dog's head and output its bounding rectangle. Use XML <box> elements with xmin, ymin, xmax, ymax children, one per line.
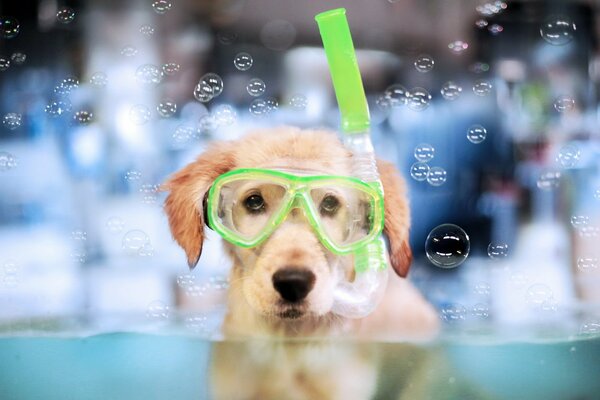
<box><xmin>162</xmin><ymin>127</ymin><xmax>412</xmax><ymax>321</ymax></box>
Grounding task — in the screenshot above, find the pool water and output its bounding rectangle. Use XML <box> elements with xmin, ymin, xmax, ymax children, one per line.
<box><xmin>0</xmin><ymin>318</ymin><xmax>599</xmax><ymax>400</ymax></box>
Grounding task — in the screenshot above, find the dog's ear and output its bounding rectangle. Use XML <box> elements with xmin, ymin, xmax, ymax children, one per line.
<box><xmin>161</xmin><ymin>143</ymin><xmax>235</xmax><ymax>269</ymax></box>
<box><xmin>376</xmin><ymin>159</ymin><xmax>413</xmax><ymax>277</ymax></box>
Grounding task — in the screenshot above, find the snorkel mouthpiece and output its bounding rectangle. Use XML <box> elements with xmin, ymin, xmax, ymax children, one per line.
<box><xmin>316</xmin><ymin>8</ymin><xmax>389</xmax><ymax>318</ymax></box>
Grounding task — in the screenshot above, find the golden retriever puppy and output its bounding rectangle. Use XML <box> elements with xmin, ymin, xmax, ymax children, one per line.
<box><xmin>163</xmin><ymin>126</ymin><xmax>440</xmax><ymax>400</ymax></box>
<box><xmin>162</xmin><ymin>126</ymin><xmax>438</xmax><ymax>339</ymax></box>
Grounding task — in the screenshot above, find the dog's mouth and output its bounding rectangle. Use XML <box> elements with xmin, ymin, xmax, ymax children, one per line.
<box><xmin>277</xmin><ymin>308</ymin><xmax>305</xmax><ymax>319</ymax></box>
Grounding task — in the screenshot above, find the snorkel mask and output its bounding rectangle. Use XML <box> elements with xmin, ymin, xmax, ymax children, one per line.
<box><xmin>205</xmin><ymin>8</ymin><xmax>390</xmax><ymax>318</ymax></box>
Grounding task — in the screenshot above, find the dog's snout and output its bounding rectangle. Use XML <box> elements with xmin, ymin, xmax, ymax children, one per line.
<box><xmin>272</xmin><ymin>267</ymin><xmax>315</xmax><ymax>303</ymax></box>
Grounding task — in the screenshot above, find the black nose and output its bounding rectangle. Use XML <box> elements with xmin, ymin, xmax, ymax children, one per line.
<box><xmin>272</xmin><ymin>267</ymin><xmax>315</xmax><ymax>303</ymax></box>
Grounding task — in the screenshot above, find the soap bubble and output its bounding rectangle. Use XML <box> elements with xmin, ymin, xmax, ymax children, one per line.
<box><xmin>124</xmin><ymin>169</ymin><xmax>142</xmax><ymax>181</ymax></box>
<box><xmin>539</xmin><ymin>297</ymin><xmax>558</xmax><ymax>313</ymax></box>
<box><xmin>56</xmin><ymin>7</ymin><xmax>75</xmax><ymax>24</ymax></box>
<box><xmin>198</xmin><ymin>114</ymin><xmax>218</xmax><ymax>135</ymax></box>
<box><xmin>139</xmin><ymin>24</ymin><xmax>155</xmax><ymax>36</ymax></box>
<box><xmin>177</xmin><ymin>274</ymin><xmax>197</xmax><ymax>288</ymax></box>
<box><xmin>135</xmin><ymin>64</ymin><xmax>163</xmax><ymax>85</ymax></box>
<box><xmin>556</xmin><ymin>144</ymin><xmax>580</xmax><ymax>168</ymax></box>
<box><xmin>375</xmin><ymin>95</ymin><xmax>392</xmax><ymax>112</ymax></box>
<box><xmin>265</xmin><ymin>97</ymin><xmax>279</xmax><ymax>113</ymax></box>
<box><xmin>213</xmin><ymin>104</ymin><xmax>237</xmax><ymax>126</ymax></box>
<box><xmin>246</xmin><ymin>78</ymin><xmax>266</xmax><ymax>97</ymax></box>
<box><xmin>129</xmin><ymin>104</ymin><xmax>151</xmax><ymax>125</ymax></box>
<box><xmin>162</xmin><ymin>62</ymin><xmax>180</xmax><ymax>76</ymax></box>
<box><xmin>475</xmin><ymin>19</ymin><xmax>488</xmax><ymax>29</ymax></box>
<box><xmin>441</xmin><ymin>303</ymin><xmax>467</xmax><ymax>323</ymax></box>
<box><xmin>579</xmin><ymin>321</ymin><xmax>600</xmax><ymax>336</ymax></box>
<box><xmin>210</xmin><ymin>276</ymin><xmax>229</xmax><ymax>290</ymax></box>
<box><xmin>384</xmin><ymin>84</ymin><xmax>410</xmax><ymax>107</ymax></box>
<box><xmin>571</xmin><ymin>215</ymin><xmax>589</xmax><ymax>228</ymax></box>
<box><xmin>467</xmin><ymin>124</ymin><xmax>487</xmax><ymax>144</ymax></box>
<box><xmin>488</xmin><ymin>24</ymin><xmax>504</xmax><ymax>35</ymax></box>
<box><xmin>425</xmin><ymin>224</ymin><xmax>470</xmax><ymax>268</ymax></box>
<box><xmin>70</xmin><ymin>250</ymin><xmax>87</xmax><ymax>264</ymax></box>
<box><xmin>0</xmin><ymin>58</ymin><xmax>10</xmax><ymax>71</ymax></box>
<box><xmin>172</xmin><ymin>124</ymin><xmax>195</xmax><ymax>144</ymax></box>
<box><xmin>441</xmin><ymin>81</ymin><xmax>462</xmax><ymax>101</ymax></box>
<box><xmin>427</xmin><ymin>167</ymin><xmax>447</xmax><ymax>186</ymax></box>
<box><xmin>414</xmin><ymin>143</ymin><xmax>435</xmax><ymax>162</ymax></box>
<box><xmin>577</xmin><ymin>257</ymin><xmax>598</xmax><ymax>272</ymax></box>
<box><xmin>510</xmin><ymin>272</ymin><xmax>530</xmax><ymax>288</ymax></box>
<box><xmin>202</xmin><ymin>73</ymin><xmax>223</xmax><ymax>97</ymax></box>
<box><xmin>120</xmin><ymin>45</ymin><xmax>138</xmax><ymax>57</ymax></box>
<box><xmin>540</xmin><ymin>16</ymin><xmax>576</xmax><ymax>45</ymax></box>
<box><xmin>54</xmin><ymin>76</ymin><xmax>79</xmax><ymax>95</ymax></box>
<box><xmin>0</xmin><ymin>17</ymin><xmax>20</xmax><ymax>39</ymax></box>
<box><xmin>526</xmin><ymin>283</ymin><xmax>553</xmax><ymax>305</ymax></box>
<box><xmin>45</xmin><ymin>100</ymin><xmax>72</xmax><ymax>117</ymax></box>
<box><xmin>0</xmin><ymin>151</ymin><xmax>17</xmax><ymax>171</ymax></box>
<box><xmin>122</xmin><ymin>230</ymin><xmax>150</xmax><ymax>253</ymax></box>
<box><xmin>217</xmin><ymin>31</ymin><xmax>237</xmax><ymax>45</ymax></box>
<box><xmin>595</xmin><ymin>189</ymin><xmax>600</xmax><ymax>200</ymax></box>
<box><xmin>71</xmin><ymin>230</ymin><xmax>87</xmax><ymax>242</ymax></box>
<box><xmin>249</xmin><ymin>98</ymin><xmax>268</xmax><ymax>116</ymax></box>
<box><xmin>152</xmin><ymin>0</ymin><xmax>172</xmax><ymax>14</ymax></box>
<box><xmin>472</xmin><ymin>303</ymin><xmax>490</xmax><ymax>318</ymax></box>
<box><xmin>536</xmin><ymin>170</ymin><xmax>561</xmax><ymax>190</ymax></box>
<box><xmin>234</xmin><ymin>52</ymin><xmax>253</xmax><ymax>71</ymax></box>
<box><xmin>414</xmin><ymin>54</ymin><xmax>434</xmax><ymax>73</ymax></box>
<box><xmin>193</xmin><ymin>80</ymin><xmax>214</xmax><ymax>103</ymax></box>
<box><xmin>469</xmin><ymin>62</ymin><xmax>490</xmax><ymax>74</ymax></box>
<box><xmin>3</xmin><ymin>113</ymin><xmax>22</xmax><ymax>130</ymax></box>
<box><xmin>289</xmin><ymin>94</ymin><xmax>307</xmax><ymax>110</ymax></box>
<box><xmin>139</xmin><ymin>184</ymin><xmax>159</xmax><ymax>204</ymax></box>
<box><xmin>487</xmin><ymin>242</ymin><xmax>509</xmax><ymax>259</ymax></box>
<box><xmin>146</xmin><ymin>300</ymin><xmax>169</xmax><ymax>320</ymax></box>
<box><xmin>138</xmin><ymin>243</ymin><xmax>155</xmax><ymax>257</ymax></box>
<box><xmin>410</xmin><ymin>162</ymin><xmax>430</xmax><ymax>181</ymax></box>
<box><xmin>448</xmin><ymin>40</ymin><xmax>469</xmax><ymax>54</ymax></box>
<box><xmin>473</xmin><ymin>80</ymin><xmax>493</xmax><ymax>96</ymax></box>
<box><xmin>186</xmin><ymin>284</ymin><xmax>206</xmax><ymax>297</ymax></box>
<box><xmin>89</xmin><ymin>72</ymin><xmax>107</xmax><ymax>87</ymax></box>
<box><xmin>407</xmin><ymin>87</ymin><xmax>431</xmax><ymax>111</ymax></box>
<box><xmin>260</xmin><ymin>19</ymin><xmax>296</xmax><ymax>51</ymax></box>
<box><xmin>577</xmin><ymin>226</ymin><xmax>600</xmax><ymax>238</ymax></box>
<box><xmin>473</xmin><ymin>282</ymin><xmax>491</xmax><ymax>296</ymax></box>
<box><xmin>10</xmin><ymin>52</ymin><xmax>26</xmax><ymax>65</ymax></box>
<box><xmin>1</xmin><ymin>260</ymin><xmax>19</xmax><ymax>287</ymax></box>
<box><xmin>185</xmin><ymin>315</ymin><xmax>208</xmax><ymax>333</ymax></box>
<box><xmin>157</xmin><ymin>99</ymin><xmax>177</xmax><ymax>118</ymax></box>
<box><xmin>105</xmin><ymin>216</ymin><xmax>125</xmax><ymax>234</ymax></box>
<box><xmin>73</xmin><ymin>110</ymin><xmax>93</xmax><ymax>125</ymax></box>
<box><xmin>554</xmin><ymin>96</ymin><xmax>575</xmax><ymax>112</ymax></box>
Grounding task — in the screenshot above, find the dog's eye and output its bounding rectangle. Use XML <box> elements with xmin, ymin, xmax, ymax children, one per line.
<box><xmin>244</xmin><ymin>194</ymin><xmax>265</xmax><ymax>213</ymax></box>
<box><xmin>320</xmin><ymin>195</ymin><xmax>340</xmax><ymax>216</ymax></box>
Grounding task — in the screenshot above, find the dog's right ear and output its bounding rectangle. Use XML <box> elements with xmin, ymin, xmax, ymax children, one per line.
<box><xmin>161</xmin><ymin>142</ymin><xmax>235</xmax><ymax>269</ymax></box>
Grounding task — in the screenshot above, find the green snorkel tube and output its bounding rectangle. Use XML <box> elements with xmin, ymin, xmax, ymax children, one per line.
<box><xmin>316</xmin><ymin>8</ymin><xmax>389</xmax><ymax>318</ymax></box>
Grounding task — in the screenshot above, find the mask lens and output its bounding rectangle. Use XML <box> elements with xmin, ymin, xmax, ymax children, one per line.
<box><xmin>215</xmin><ymin>179</ymin><xmax>288</xmax><ymax>242</ymax></box>
<box><xmin>309</xmin><ymin>184</ymin><xmax>376</xmax><ymax>249</ymax></box>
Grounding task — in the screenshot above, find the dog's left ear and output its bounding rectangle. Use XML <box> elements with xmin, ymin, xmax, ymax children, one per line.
<box><xmin>161</xmin><ymin>142</ymin><xmax>235</xmax><ymax>269</ymax></box>
<box><xmin>376</xmin><ymin>159</ymin><xmax>413</xmax><ymax>277</ymax></box>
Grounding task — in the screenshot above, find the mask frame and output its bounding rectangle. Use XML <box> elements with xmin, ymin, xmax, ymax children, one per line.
<box><xmin>205</xmin><ymin>168</ymin><xmax>385</xmax><ymax>258</ymax></box>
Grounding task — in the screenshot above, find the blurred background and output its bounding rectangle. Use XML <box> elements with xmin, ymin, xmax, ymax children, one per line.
<box><xmin>0</xmin><ymin>0</ymin><xmax>599</xmax><ymax>332</ymax></box>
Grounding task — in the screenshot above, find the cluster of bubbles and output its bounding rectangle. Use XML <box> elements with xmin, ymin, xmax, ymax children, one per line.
<box><xmin>135</xmin><ymin>64</ymin><xmax>163</xmax><ymax>85</ymax></box>
<box><xmin>234</xmin><ymin>52</ymin><xmax>253</xmax><ymax>71</ymax></box>
<box><xmin>0</xmin><ymin>52</ymin><xmax>26</xmax><ymax>72</ymax></box>
<box><xmin>249</xmin><ymin>97</ymin><xmax>279</xmax><ymax>116</ymax></box>
<box><xmin>448</xmin><ymin>40</ymin><xmax>469</xmax><ymax>55</ymax></box>
<box><xmin>2</xmin><ymin>113</ymin><xmax>22</xmax><ymax>130</ymax></box>
<box><xmin>45</xmin><ymin>100</ymin><xmax>72</xmax><ymax>117</ymax></box>
<box><xmin>122</xmin><ymin>229</ymin><xmax>154</xmax><ymax>257</ymax></box>
<box><xmin>476</xmin><ymin>1</ymin><xmax>507</xmax><ymax>16</ymax></box>
<box><xmin>1</xmin><ymin>259</ymin><xmax>19</xmax><ymax>288</ymax></box>
<box><xmin>171</xmin><ymin>104</ymin><xmax>237</xmax><ymax>145</ymax></box>
<box><xmin>176</xmin><ymin>273</ymin><xmax>229</xmax><ymax>298</ymax></box>
<box><xmin>0</xmin><ymin>57</ymin><xmax>10</xmax><ymax>71</ymax></box>
<box><xmin>0</xmin><ymin>151</ymin><xmax>18</xmax><ymax>171</ymax></box>
<box><xmin>193</xmin><ymin>73</ymin><xmax>224</xmax><ymax>103</ymax></box>
<box><xmin>570</xmin><ymin>215</ymin><xmax>600</xmax><ymax>238</ymax></box>
<box><xmin>139</xmin><ymin>183</ymin><xmax>160</xmax><ymax>204</ymax></box>
<box><xmin>540</xmin><ymin>16</ymin><xmax>577</xmax><ymax>46</ymax></box>
<box><xmin>56</xmin><ymin>7</ymin><xmax>76</xmax><ymax>24</ymax></box>
<box><xmin>440</xmin><ymin>302</ymin><xmax>490</xmax><ymax>322</ymax></box>
<box><xmin>409</xmin><ymin>144</ymin><xmax>447</xmax><ymax>186</ymax></box>
<box><xmin>425</xmin><ymin>224</ymin><xmax>470</xmax><ymax>268</ymax></box>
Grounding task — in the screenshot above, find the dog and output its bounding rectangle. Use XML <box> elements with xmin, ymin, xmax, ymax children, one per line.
<box><xmin>162</xmin><ymin>126</ymin><xmax>440</xmax><ymax>399</ymax></box>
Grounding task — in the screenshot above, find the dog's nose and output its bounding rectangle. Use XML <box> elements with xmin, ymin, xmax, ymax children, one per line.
<box><xmin>272</xmin><ymin>267</ymin><xmax>315</xmax><ymax>303</ymax></box>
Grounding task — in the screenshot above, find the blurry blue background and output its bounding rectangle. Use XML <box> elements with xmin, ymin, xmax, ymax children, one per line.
<box><xmin>0</xmin><ymin>0</ymin><xmax>599</xmax><ymax>331</ymax></box>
